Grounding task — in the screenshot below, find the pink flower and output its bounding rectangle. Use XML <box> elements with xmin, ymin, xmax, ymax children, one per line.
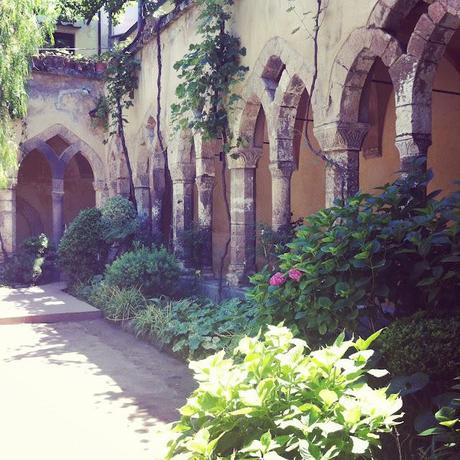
<box><xmin>288</xmin><ymin>268</ymin><xmax>303</xmax><ymax>282</ymax></box>
<box><xmin>269</xmin><ymin>272</ymin><xmax>286</xmax><ymax>287</ymax></box>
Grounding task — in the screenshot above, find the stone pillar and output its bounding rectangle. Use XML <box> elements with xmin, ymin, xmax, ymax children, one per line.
<box><xmin>196</xmin><ymin>174</ymin><xmax>215</xmax><ymax>275</ymax></box>
<box><xmin>269</xmin><ymin>161</ymin><xmax>295</xmax><ymax>231</ymax></box>
<box><xmin>172</xmin><ymin>166</ymin><xmax>195</xmax><ymax>265</ymax></box>
<box><xmin>226</xmin><ymin>147</ymin><xmax>262</xmax><ymax>286</ymax></box>
<box><xmin>314</xmin><ymin>122</ymin><xmax>369</xmax><ymax>207</ymax></box>
<box><xmin>151</xmin><ymin>166</ymin><xmax>166</xmax><ymax>238</ymax></box>
<box><xmin>51</xmin><ymin>178</ymin><xmax>65</xmax><ymax>245</ymax></box>
<box><xmin>0</xmin><ymin>184</ymin><xmax>16</xmax><ymax>259</ymax></box>
<box><xmin>395</xmin><ymin>133</ymin><xmax>431</xmax><ymax>176</ymax></box>
<box><xmin>93</xmin><ymin>180</ymin><xmax>108</xmax><ymax>208</ymax></box>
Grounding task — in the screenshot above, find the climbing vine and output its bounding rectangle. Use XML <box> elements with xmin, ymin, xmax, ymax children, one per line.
<box><xmin>171</xmin><ymin>0</ymin><xmax>248</xmax><ymax>143</ymax></box>
<box><xmin>103</xmin><ymin>48</ymin><xmax>141</xmax><ymax>209</ymax></box>
<box><xmin>0</xmin><ymin>0</ymin><xmax>57</xmax><ymax>187</ymax></box>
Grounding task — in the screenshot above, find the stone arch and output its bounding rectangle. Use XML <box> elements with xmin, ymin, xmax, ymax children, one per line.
<box><xmin>21</xmin><ymin>124</ymin><xmax>105</xmax><ymax>183</ymax></box>
<box><xmin>368</xmin><ymin>0</ymin><xmax>428</xmax><ymax>29</ymax></box>
<box><xmin>390</xmin><ymin>0</ymin><xmax>460</xmax><ymax>138</ymax></box>
<box><xmin>327</xmin><ymin>27</ymin><xmax>403</xmax><ymax>124</ymax></box>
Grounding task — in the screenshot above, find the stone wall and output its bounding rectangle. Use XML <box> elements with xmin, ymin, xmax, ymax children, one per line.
<box><xmin>2</xmin><ymin>0</ymin><xmax>460</xmax><ymax>284</ymax></box>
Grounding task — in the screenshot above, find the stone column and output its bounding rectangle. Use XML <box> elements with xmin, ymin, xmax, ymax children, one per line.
<box><xmin>0</xmin><ymin>184</ymin><xmax>16</xmax><ymax>259</ymax></box>
<box><xmin>395</xmin><ymin>133</ymin><xmax>431</xmax><ymax>176</ymax></box>
<box><xmin>196</xmin><ymin>174</ymin><xmax>215</xmax><ymax>275</ymax></box>
<box><xmin>93</xmin><ymin>180</ymin><xmax>108</xmax><ymax>208</ymax></box>
<box><xmin>51</xmin><ymin>178</ymin><xmax>65</xmax><ymax>245</ymax></box>
<box><xmin>314</xmin><ymin>122</ymin><xmax>369</xmax><ymax>207</ymax></box>
<box><xmin>151</xmin><ymin>166</ymin><xmax>166</xmax><ymax>238</ymax></box>
<box><xmin>269</xmin><ymin>161</ymin><xmax>295</xmax><ymax>231</ymax></box>
<box><xmin>172</xmin><ymin>166</ymin><xmax>195</xmax><ymax>265</ymax></box>
<box><xmin>226</xmin><ymin>147</ymin><xmax>262</xmax><ymax>286</ymax></box>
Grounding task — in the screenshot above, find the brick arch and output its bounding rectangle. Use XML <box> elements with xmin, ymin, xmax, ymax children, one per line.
<box><xmin>327</xmin><ymin>27</ymin><xmax>402</xmax><ymax>124</ymax></box>
<box><xmin>236</xmin><ymin>37</ymin><xmax>310</xmax><ymax>149</ymax></box>
<box><xmin>368</xmin><ymin>0</ymin><xmax>427</xmax><ymax>29</ymax></box>
<box><xmin>391</xmin><ymin>0</ymin><xmax>460</xmax><ymax>138</ymax></box>
<box><xmin>270</xmin><ymin>74</ymin><xmax>312</xmax><ymax>163</ymax></box>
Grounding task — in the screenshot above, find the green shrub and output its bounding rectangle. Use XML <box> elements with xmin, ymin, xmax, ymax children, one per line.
<box><xmin>378</xmin><ymin>311</ymin><xmax>460</xmax><ymax>381</ymax></box>
<box><xmin>103</xmin><ymin>286</ymin><xmax>146</xmax><ymax>321</ymax></box>
<box><xmin>100</xmin><ymin>196</ymin><xmax>138</xmax><ymax>245</ymax></box>
<box><xmin>58</xmin><ymin>208</ymin><xmax>108</xmax><ymax>284</ymax></box>
<box><xmin>419</xmin><ymin>377</ymin><xmax>460</xmax><ymax>459</ymax></box>
<box><xmin>166</xmin><ymin>326</ymin><xmax>402</xmax><ymax>459</ymax></box>
<box><xmin>2</xmin><ymin>233</ymin><xmax>50</xmax><ymax>285</ymax></box>
<box><xmin>248</xmin><ymin>170</ymin><xmax>460</xmax><ymax>346</ymax></box>
<box><xmin>104</xmin><ymin>245</ymin><xmax>181</xmax><ymax>297</ymax></box>
<box><xmin>133</xmin><ymin>297</ymin><xmax>259</xmax><ymax>359</ymax></box>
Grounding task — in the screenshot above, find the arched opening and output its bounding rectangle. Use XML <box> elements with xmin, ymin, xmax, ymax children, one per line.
<box><xmin>428</xmin><ymin>28</ymin><xmax>460</xmax><ymax>195</ymax></box>
<box><xmin>291</xmin><ymin>90</ymin><xmax>326</xmax><ymax>219</ymax></box>
<box><xmin>359</xmin><ymin>58</ymin><xmax>400</xmax><ymax>192</ymax></box>
<box><xmin>254</xmin><ymin>107</ymin><xmax>272</xmax><ymax>269</ymax></box>
<box><xmin>63</xmin><ymin>153</ymin><xmax>95</xmax><ymax>226</ymax></box>
<box><xmin>16</xmin><ymin>150</ymin><xmax>52</xmax><ymax>244</ymax></box>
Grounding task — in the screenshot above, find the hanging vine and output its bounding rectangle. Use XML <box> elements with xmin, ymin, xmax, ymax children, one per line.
<box><xmin>0</xmin><ymin>0</ymin><xmax>57</xmax><ymax>187</ymax></box>
<box><xmin>172</xmin><ymin>0</ymin><xmax>248</xmax><ymax>292</ymax></box>
<box><xmin>104</xmin><ymin>48</ymin><xmax>141</xmax><ymax>209</ymax></box>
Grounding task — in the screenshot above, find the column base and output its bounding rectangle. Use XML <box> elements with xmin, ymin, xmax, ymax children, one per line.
<box><xmin>226</xmin><ymin>264</ymin><xmax>254</xmax><ymax>287</ymax></box>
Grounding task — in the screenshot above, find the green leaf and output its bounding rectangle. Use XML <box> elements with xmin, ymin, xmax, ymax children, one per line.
<box><xmin>351</xmin><ymin>436</ymin><xmax>369</xmax><ymax>454</ymax></box>
<box><xmin>319</xmin><ymin>389</ymin><xmax>338</xmax><ymax>406</ymax></box>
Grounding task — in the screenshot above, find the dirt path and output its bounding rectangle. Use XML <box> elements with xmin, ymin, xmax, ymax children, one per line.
<box><xmin>0</xmin><ymin>319</ymin><xmax>195</xmax><ymax>460</ymax></box>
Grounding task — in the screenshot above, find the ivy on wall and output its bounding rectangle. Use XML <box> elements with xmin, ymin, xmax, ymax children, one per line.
<box><xmin>0</xmin><ymin>0</ymin><xmax>57</xmax><ymax>187</ymax></box>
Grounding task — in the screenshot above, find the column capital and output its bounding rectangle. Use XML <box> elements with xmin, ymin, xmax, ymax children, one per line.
<box><xmin>52</xmin><ymin>178</ymin><xmax>64</xmax><ymax>194</ymax></box>
<box><xmin>269</xmin><ymin>161</ymin><xmax>296</xmax><ymax>179</ymax></box>
<box><xmin>395</xmin><ymin>133</ymin><xmax>432</xmax><ymax>159</ymax></box>
<box><xmin>196</xmin><ymin>174</ymin><xmax>216</xmax><ymax>192</ymax></box>
<box><xmin>170</xmin><ymin>163</ymin><xmax>195</xmax><ymax>183</ymax></box>
<box><xmin>314</xmin><ymin>121</ymin><xmax>369</xmax><ymax>152</ymax></box>
<box><xmin>228</xmin><ymin>147</ymin><xmax>263</xmax><ymax>169</ymax></box>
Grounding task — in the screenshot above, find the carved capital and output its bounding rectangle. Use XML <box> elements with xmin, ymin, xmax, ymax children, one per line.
<box><xmin>269</xmin><ymin>161</ymin><xmax>296</xmax><ymax>179</ymax></box>
<box><xmin>196</xmin><ymin>174</ymin><xmax>216</xmax><ymax>193</ymax></box>
<box><xmin>395</xmin><ymin>133</ymin><xmax>432</xmax><ymax>159</ymax></box>
<box><xmin>228</xmin><ymin>147</ymin><xmax>263</xmax><ymax>169</ymax></box>
<box><xmin>314</xmin><ymin>122</ymin><xmax>369</xmax><ymax>152</ymax></box>
<box><xmin>170</xmin><ymin>163</ymin><xmax>196</xmax><ymax>183</ymax></box>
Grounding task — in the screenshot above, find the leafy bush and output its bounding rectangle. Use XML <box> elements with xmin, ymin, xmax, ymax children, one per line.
<box><xmin>100</xmin><ymin>196</ymin><xmax>139</xmax><ymax>245</ymax></box>
<box><xmin>378</xmin><ymin>311</ymin><xmax>460</xmax><ymax>381</ymax></box>
<box><xmin>257</xmin><ymin>220</ymin><xmax>301</xmax><ymax>271</ymax></box>
<box><xmin>2</xmin><ymin>233</ymin><xmax>50</xmax><ymax>285</ymax></box>
<box><xmin>104</xmin><ymin>245</ymin><xmax>181</xmax><ymax>297</ymax></box>
<box><xmin>419</xmin><ymin>377</ymin><xmax>460</xmax><ymax>459</ymax></box>
<box><xmin>58</xmin><ymin>208</ymin><xmax>108</xmax><ymax>284</ymax></box>
<box><xmin>166</xmin><ymin>326</ymin><xmax>402</xmax><ymax>459</ymax></box>
<box><xmin>133</xmin><ymin>297</ymin><xmax>259</xmax><ymax>359</ymax></box>
<box><xmin>248</xmin><ymin>171</ymin><xmax>460</xmax><ymax>346</ymax></box>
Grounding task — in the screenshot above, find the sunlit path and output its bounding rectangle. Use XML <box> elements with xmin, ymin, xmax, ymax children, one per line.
<box><xmin>0</xmin><ymin>320</ymin><xmax>195</xmax><ymax>460</ymax></box>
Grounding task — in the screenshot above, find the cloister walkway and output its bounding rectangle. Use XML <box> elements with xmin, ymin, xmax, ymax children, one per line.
<box><xmin>0</xmin><ymin>284</ymin><xmax>195</xmax><ymax>460</ymax></box>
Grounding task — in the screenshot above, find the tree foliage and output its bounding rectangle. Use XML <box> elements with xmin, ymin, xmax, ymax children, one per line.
<box><xmin>0</xmin><ymin>0</ymin><xmax>57</xmax><ymax>186</ymax></box>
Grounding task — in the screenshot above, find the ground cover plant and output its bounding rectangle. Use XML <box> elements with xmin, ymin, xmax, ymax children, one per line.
<box><xmin>248</xmin><ymin>170</ymin><xmax>460</xmax><ymax>346</ymax></box>
<box><xmin>133</xmin><ymin>296</ymin><xmax>259</xmax><ymax>360</ymax></box>
<box><xmin>165</xmin><ymin>326</ymin><xmax>403</xmax><ymax>459</ymax></box>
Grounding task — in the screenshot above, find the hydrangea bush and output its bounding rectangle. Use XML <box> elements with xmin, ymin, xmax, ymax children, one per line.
<box><xmin>166</xmin><ymin>326</ymin><xmax>402</xmax><ymax>459</ymax></box>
